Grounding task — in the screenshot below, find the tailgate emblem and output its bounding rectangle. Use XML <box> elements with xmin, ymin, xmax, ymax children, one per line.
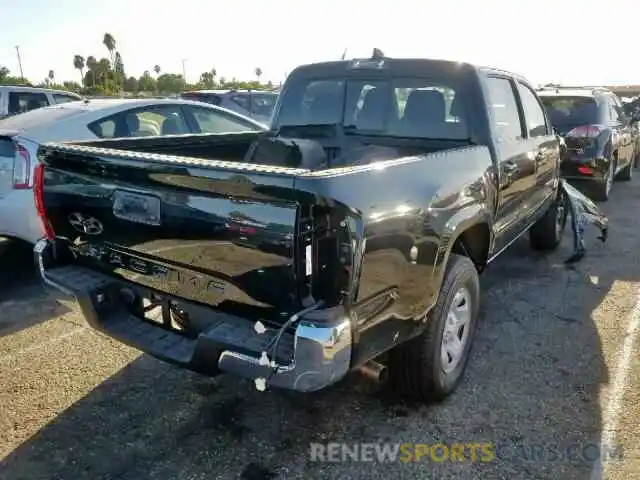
<box><xmin>68</xmin><ymin>212</ymin><xmax>104</xmax><ymax>235</ymax></box>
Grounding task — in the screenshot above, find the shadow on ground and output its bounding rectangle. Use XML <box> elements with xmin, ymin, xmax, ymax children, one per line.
<box><xmin>0</xmin><ymin>239</ymin><xmax>72</xmax><ymax>337</ymax></box>
<box><xmin>2</xmin><ymin>182</ymin><xmax>639</xmax><ymax>479</ymax></box>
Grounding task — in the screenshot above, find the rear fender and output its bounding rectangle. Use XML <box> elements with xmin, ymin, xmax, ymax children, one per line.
<box><xmin>421</xmin><ymin>203</ymin><xmax>492</xmax><ymax>318</ymax></box>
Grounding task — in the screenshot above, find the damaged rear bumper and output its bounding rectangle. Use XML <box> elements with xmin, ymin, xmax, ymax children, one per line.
<box><xmin>34</xmin><ymin>239</ymin><xmax>352</xmax><ymax>392</ymax></box>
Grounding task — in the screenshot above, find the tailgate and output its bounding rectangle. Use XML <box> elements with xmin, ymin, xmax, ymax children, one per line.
<box><xmin>40</xmin><ymin>146</ymin><xmax>305</xmax><ymax>322</ymax></box>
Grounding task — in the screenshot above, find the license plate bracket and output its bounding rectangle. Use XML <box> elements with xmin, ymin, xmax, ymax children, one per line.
<box><xmin>113</xmin><ymin>190</ymin><xmax>161</xmax><ymax>226</ymax></box>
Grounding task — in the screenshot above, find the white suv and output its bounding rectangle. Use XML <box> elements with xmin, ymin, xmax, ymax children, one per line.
<box><xmin>0</xmin><ymin>86</ymin><xmax>82</xmax><ymax>119</ymax></box>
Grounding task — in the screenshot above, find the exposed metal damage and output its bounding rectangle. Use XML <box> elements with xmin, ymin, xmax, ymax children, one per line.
<box><xmin>561</xmin><ymin>179</ymin><xmax>609</xmax><ymax>264</ymax></box>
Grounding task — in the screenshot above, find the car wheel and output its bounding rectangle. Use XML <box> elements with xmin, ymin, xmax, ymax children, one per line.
<box><xmin>529</xmin><ymin>189</ymin><xmax>567</xmax><ymax>251</ymax></box>
<box><xmin>618</xmin><ymin>157</ymin><xmax>633</xmax><ymax>181</ymax></box>
<box><xmin>387</xmin><ymin>254</ymin><xmax>480</xmax><ymax>402</ymax></box>
<box><xmin>593</xmin><ymin>158</ymin><xmax>615</xmax><ymax>201</ymax></box>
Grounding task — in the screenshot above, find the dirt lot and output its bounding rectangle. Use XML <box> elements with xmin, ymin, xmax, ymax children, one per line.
<box><xmin>0</xmin><ymin>182</ymin><xmax>639</xmax><ymax>480</ymax></box>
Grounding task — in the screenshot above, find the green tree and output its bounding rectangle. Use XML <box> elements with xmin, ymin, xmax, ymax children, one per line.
<box><xmin>114</xmin><ymin>51</ymin><xmax>124</xmax><ymax>92</ymax></box>
<box><xmin>103</xmin><ymin>33</ymin><xmax>116</xmax><ymax>66</ymax></box>
<box><xmin>254</xmin><ymin>67</ymin><xmax>262</xmax><ymax>83</ymax></box>
<box><xmin>86</xmin><ymin>56</ymin><xmax>97</xmax><ymax>86</ymax></box>
<box><xmin>157</xmin><ymin>73</ymin><xmax>185</xmax><ymax>94</ymax></box>
<box><xmin>73</xmin><ymin>55</ymin><xmax>85</xmax><ymax>86</ymax></box>
<box><xmin>138</xmin><ymin>70</ymin><xmax>156</xmax><ymax>92</ymax></box>
<box><xmin>124</xmin><ymin>76</ymin><xmax>139</xmax><ymax>93</ymax></box>
<box><xmin>154</xmin><ymin>64</ymin><xmax>161</xmax><ymax>77</ymax></box>
<box><xmin>199</xmin><ymin>71</ymin><xmax>215</xmax><ymax>89</ymax></box>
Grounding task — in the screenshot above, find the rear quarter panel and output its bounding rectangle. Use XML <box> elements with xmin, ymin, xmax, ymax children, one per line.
<box><xmin>295</xmin><ymin>145</ymin><xmax>495</xmax><ymax>363</ymax></box>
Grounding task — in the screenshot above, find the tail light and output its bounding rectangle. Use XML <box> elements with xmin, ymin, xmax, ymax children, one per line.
<box><xmin>578</xmin><ymin>166</ymin><xmax>594</xmax><ymax>175</ymax></box>
<box><xmin>12</xmin><ymin>143</ymin><xmax>31</xmax><ymax>189</ymax></box>
<box><xmin>566</xmin><ymin>125</ymin><xmax>605</xmax><ymax>138</ymax></box>
<box><xmin>33</xmin><ymin>163</ymin><xmax>55</xmax><ymax>239</ymax></box>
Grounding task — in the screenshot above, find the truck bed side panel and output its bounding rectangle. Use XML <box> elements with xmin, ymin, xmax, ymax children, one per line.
<box><xmin>295</xmin><ymin>145</ymin><xmax>495</xmax><ymax>364</ymax></box>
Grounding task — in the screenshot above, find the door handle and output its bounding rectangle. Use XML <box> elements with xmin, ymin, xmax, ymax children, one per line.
<box><xmin>503</xmin><ymin>161</ymin><xmax>519</xmax><ymax>174</ymax></box>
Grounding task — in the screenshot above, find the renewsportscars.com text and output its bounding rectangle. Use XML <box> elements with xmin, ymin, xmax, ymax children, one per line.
<box><xmin>309</xmin><ymin>442</ymin><xmax>624</xmax><ymax>463</ymax></box>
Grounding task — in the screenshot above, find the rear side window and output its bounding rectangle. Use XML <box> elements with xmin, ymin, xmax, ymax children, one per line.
<box><xmin>485</xmin><ymin>77</ymin><xmax>523</xmax><ymax>142</ymax></box>
<box><xmin>8</xmin><ymin>92</ymin><xmax>49</xmax><ymax>115</ymax></box>
<box><xmin>89</xmin><ymin>105</ymin><xmax>190</xmax><ymax>138</ymax></box>
<box><xmin>539</xmin><ymin>96</ymin><xmax>600</xmax><ymax>130</ymax></box>
<box><xmin>517</xmin><ymin>83</ymin><xmax>548</xmax><ymax>137</ymax></box>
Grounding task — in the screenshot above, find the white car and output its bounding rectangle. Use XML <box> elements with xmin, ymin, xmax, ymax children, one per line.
<box><xmin>0</xmin><ymin>98</ymin><xmax>267</xmax><ymax>245</ymax></box>
<box><xmin>0</xmin><ymin>86</ymin><xmax>83</xmax><ymax>119</ymax></box>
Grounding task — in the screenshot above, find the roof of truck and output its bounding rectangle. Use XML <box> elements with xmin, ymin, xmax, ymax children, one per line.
<box><xmin>288</xmin><ymin>56</ymin><xmax>535</xmax><ymax>87</ymax></box>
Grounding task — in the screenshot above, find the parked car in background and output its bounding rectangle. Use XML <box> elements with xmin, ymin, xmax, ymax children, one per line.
<box><xmin>537</xmin><ymin>86</ymin><xmax>639</xmax><ymax>201</ymax></box>
<box><xmin>0</xmin><ymin>98</ymin><xmax>266</xmax><ymax>245</ymax></box>
<box><xmin>0</xmin><ymin>86</ymin><xmax>82</xmax><ymax>119</ymax></box>
<box><xmin>180</xmin><ymin>89</ymin><xmax>279</xmax><ymax>125</ymax></box>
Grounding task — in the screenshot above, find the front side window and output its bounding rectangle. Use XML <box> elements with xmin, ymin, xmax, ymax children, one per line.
<box><xmin>275</xmin><ymin>76</ymin><xmax>470</xmax><ymax>140</ymax></box>
<box><xmin>8</xmin><ymin>92</ymin><xmax>49</xmax><ymax>115</ymax></box>
<box><xmin>89</xmin><ymin>105</ymin><xmax>189</xmax><ymax>138</ymax></box>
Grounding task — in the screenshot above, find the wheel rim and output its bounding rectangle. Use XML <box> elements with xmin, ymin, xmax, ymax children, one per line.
<box><xmin>441</xmin><ymin>287</ymin><xmax>472</xmax><ymax>375</ymax></box>
<box><xmin>605</xmin><ymin>161</ymin><xmax>614</xmax><ymax>194</ymax></box>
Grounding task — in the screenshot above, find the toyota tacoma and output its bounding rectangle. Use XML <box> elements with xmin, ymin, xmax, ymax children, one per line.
<box><xmin>33</xmin><ymin>52</ymin><xmax>566</xmax><ymax>401</ymax></box>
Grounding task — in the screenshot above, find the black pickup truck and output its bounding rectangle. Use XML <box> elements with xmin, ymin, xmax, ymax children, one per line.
<box><xmin>33</xmin><ymin>52</ymin><xmax>566</xmax><ymax>402</ymax></box>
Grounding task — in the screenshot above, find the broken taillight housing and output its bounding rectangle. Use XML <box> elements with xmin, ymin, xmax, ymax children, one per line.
<box><xmin>12</xmin><ymin>143</ymin><xmax>31</xmax><ymax>189</ymax></box>
<box><xmin>33</xmin><ymin>163</ymin><xmax>55</xmax><ymax>239</ymax></box>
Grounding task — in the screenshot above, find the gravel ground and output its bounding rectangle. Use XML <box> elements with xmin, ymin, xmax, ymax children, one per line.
<box><xmin>0</xmin><ymin>181</ymin><xmax>639</xmax><ymax>480</ymax></box>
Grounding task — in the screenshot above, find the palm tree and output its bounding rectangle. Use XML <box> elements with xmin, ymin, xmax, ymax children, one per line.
<box><xmin>154</xmin><ymin>65</ymin><xmax>161</xmax><ymax>77</ymax></box>
<box><xmin>211</xmin><ymin>67</ymin><xmax>217</xmax><ymax>83</ymax></box>
<box><xmin>73</xmin><ymin>55</ymin><xmax>85</xmax><ymax>86</ymax></box>
<box><xmin>103</xmin><ymin>33</ymin><xmax>116</xmax><ymax>65</ymax></box>
<box><xmin>48</xmin><ymin>70</ymin><xmax>55</xmax><ymax>85</ymax></box>
<box><xmin>86</xmin><ymin>56</ymin><xmax>97</xmax><ymax>87</ymax></box>
<box><xmin>254</xmin><ymin>67</ymin><xmax>262</xmax><ymax>83</ymax></box>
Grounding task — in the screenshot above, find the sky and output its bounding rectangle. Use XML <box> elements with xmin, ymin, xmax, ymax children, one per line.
<box><xmin>0</xmin><ymin>0</ymin><xmax>638</xmax><ymax>87</ymax></box>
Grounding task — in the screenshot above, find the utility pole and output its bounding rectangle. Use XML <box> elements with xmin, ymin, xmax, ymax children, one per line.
<box><xmin>15</xmin><ymin>45</ymin><xmax>24</xmax><ymax>82</ymax></box>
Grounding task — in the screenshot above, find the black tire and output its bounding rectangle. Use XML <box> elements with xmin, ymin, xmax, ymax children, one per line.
<box><xmin>387</xmin><ymin>254</ymin><xmax>480</xmax><ymax>402</ymax></box>
<box><xmin>618</xmin><ymin>158</ymin><xmax>633</xmax><ymax>181</ymax></box>
<box><xmin>529</xmin><ymin>190</ymin><xmax>567</xmax><ymax>251</ymax></box>
<box><xmin>592</xmin><ymin>158</ymin><xmax>615</xmax><ymax>201</ymax></box>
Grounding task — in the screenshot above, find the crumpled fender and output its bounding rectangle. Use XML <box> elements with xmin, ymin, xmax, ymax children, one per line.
<box><xmin>561</xmin><ymin>179</ymin><xmax>609</xmax><ymax>264</ymax></box>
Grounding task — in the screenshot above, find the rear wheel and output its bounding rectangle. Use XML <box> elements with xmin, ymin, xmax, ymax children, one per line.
<box><xmin>530</xmin><ymin>190</ymin><xmax>567</xmax><ymax>251</ymax></box>
<box><xmin>593</xmin><ymin>158</ymin><xmax>615</xmax><ymax>201</ymax></box>
<box><xmin>387</xmin><ymin>254</ymin><xmax>480</xmax><ymax>402</ymax></box>
<box><xmin>618</xmin><ymin>157</ymin><xmax>633</xmax><ymax>181</ymax></box>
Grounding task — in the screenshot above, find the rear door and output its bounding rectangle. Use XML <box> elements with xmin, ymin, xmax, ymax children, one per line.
<box><xmin>484</xmin><ymin>76</ymin><xmax>537</xmax><ymax>252</ymax></box>
<box><xmin>515</xmin><ymin>81</ymin><xmax>559</xmax><ymax>217</ymax></box>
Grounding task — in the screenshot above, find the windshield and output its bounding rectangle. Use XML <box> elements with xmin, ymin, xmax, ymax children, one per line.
<box><xmin>539</xmin><ymin>96</ymin><xmax>601</xmax><ymax>131</ymax></box>
<box><xmin>275</xmin><ymin>77</ymin><xmax>470</xmax><ymax>140</ymax></box>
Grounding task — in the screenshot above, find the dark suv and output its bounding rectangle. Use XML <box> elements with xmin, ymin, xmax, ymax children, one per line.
<box><xmin>179</xmin><ymin>89</ymin><xmax>278</xmax><ymax>125</ymax></box>
<box><xmin>537</xmin><ymin>86</ymin><xmax>640</xmax><ymax>201</ymax></box>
